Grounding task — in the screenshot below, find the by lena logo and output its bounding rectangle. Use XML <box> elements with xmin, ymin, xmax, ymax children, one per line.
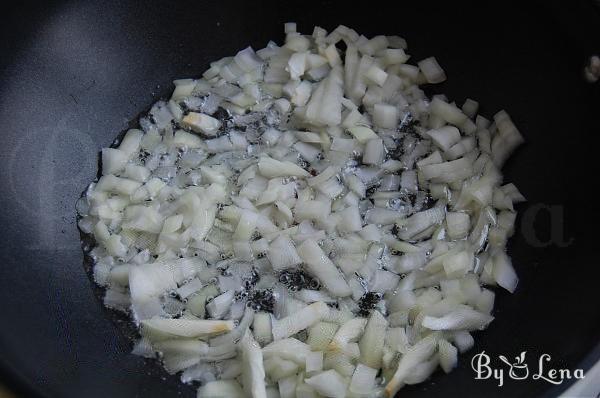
<box><xmin>471</xmin><ymin>351</ymin><xmax>585</xmax><ymax>387</ymax></box>
<box><xmin>498</xmin><ymin>351</ymin><xmax>529</xmax><ymax>380</ymax></box>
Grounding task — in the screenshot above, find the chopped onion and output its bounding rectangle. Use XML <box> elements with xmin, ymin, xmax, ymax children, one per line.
<box><xmin>350</xmin><ymin>363</ymin><xmax>377</xmax><ymax>395</ymax></box>
<box><xmin>267</xmin><ymin>235</ymin><xmax>302</xmax><ymax>271</ymax></box>
<box><xmin>206</xmin><ymin>290</ymin><xmax>235</xmax><ymax>319</ymax></box>
<box><xmin>385</xmin><ymin>332</ymin><xmax>440</xmax><ymax>397</ymax></box>
<box><xmin>418</xmin><ymin>57</ymin><xmax>446</xmax><ymax>84</ymax></box>
<box><xmin>297</xmin><ymin>239</ymin><xmax>352</xmax><ymax>297</ymax></box>
<box><xmin>308</xmin><ymin>321</ymin><xmax>339</xmax><ymax>351</ymax></box>
<box><xmin>197</xmin><ymin>380</ymin><xmax>245</xmax><ymax>398</ymax></box>
<box><xmin>329</xmin><ymin>317</ymin><xmax>367</xmax><ymax>352</ymax></box>
<box><xmin>363</xmin><ymin>139</ymin><xmax>385</xmax><ymax>166</ymax></box>
<box><xmin>272</xmin><ymin>301</ymin><xmax>329</xmax><ymax>340</ymax></box>
<box><xmin>141</xmin><ymin>318</ymin><xmax>234</xmax><ymax>339</ymax></box>
<box><xmin>258</xmin><ymin>156</ymin><xmax>310</xmax><ymax>178</ymax></box>
<box><xmin>241</xmin><ymin>331</ymin><xmax>267</xmax><ymax>398</ymax></box>
<box><xmin>422</xmin><ymin>306</ymin><xmax>494</xmax><ymax>331</ymax></box>
<box><xmin>306</xmin><ymin>350</ymin><xmax>324</xmax><ymax>373</ymax></box>
<box><xmin>492</xmin><ymin>250</ymin><xmax>519</xmax><ymax>293</ymax></box>
<box><xmin>438</xmin><ymin>339</ymin><xmax>458</xmax><ymax>373</ymax></box>
<box><xmin>81</xmin><ymin>23</ymin><xmax>525</xmax><ymax>397</ymax></box>
<box><xmin>278</xmin><ymin>375</ymin><xmax>297</xmax><ymax>398</ymax></box>
<box><xmin>182</xmin><ymin>112</ymin><xmax>221</xmax><ymax>136</ymax></box>
<box><xmin>358</xmin><ymin>310</ymin><xmax>388</xmax><ymax>369</ymax></box>
<box><xmin>427</xmin><ymin>126</ymin><xmax>461</xmax><ymax>151</ymax></box>
<box><xmin>305</xmin><ymin>369</ymin><xmax>348</xmax><ymax>398</ymax></box>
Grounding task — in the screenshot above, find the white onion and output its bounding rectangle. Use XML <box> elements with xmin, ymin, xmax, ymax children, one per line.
<box><xmin>350</xmin><ymin>363</ymin><xmax>378</xmax><ymax>395</ymax></box>
<box><xmin>404</xmin><ymin>356</ymin><xmax>439</xmax><ymax>385</ymax></box>
<box><xmin>385</xmin><ymin>332</ymin><xmax>440</xmax><ymax>397</ymax></box>
<box><xmin>181</xmin><ymin>112</ymin><xmax>222</xmax><ymax>136</ymax></box>
<box><xmin>429</xmin><ymin>97</ymin><xmax>467</xmax><ymax>125</ymax></box>
<box><xmin>197</xmin><ymin>380</ymin><xmax>245</xmax><ymax>398</ymax></box>
<box><xmin>358</xmin><ymin>310</ymin><xmax>388</xmax><ymax>369</ymax></box>
<box><xmin>363</xmin><ymin>138</ymin><xmax>385</xmax><ymax>166</ymax></box>
<box><xmin>81</xmin><ymin>23</ymin><xmax>525</xmax><ymax>397</ymax></box>
<box><xmin>422</xmin><ymin>306</ymin><xmax>494</xmax><ymax>331</ymax></box>
<box><xmin>241</xmin><ymin>331</ymin><xmax>267</xmax><ymax>398</ymax></box>
<box><xmin>206</xmin><ymin>290</ymin><xmax>235</xmax><ymax>319</ymax></box>
<box><xmin>492</xmin><ymin>250</ymin><xmax>519</xmax><ymax>293</ymax></box>
<box><xmin>427</xmin><ymin>126</ymin><xmax>461</xmax><ymax>151</ymax></box>
<box><xmin>277</xmin><ymin>376</ymin><xmax>297</xmax><ymax>398</ymax></box>
<box><xmin>418</xmin><ymin>57</ymin><xmax>446</xmax><ymax>84</ymax></box>
<box><xmin>272</xmin><ymin>301</ymin><xmax>329</xmax><ymax>340</ymax></box>
<box><xmin>451</xmin><ymin>330</ymin><xmax>475</xmax><ymax>353</ymax></box>
<box><xmin>297</xmin><ymin>239</ymin><xmax>351</xmax><ymax>297</ymax></box>
<box><xmin>305</xmin><ymin>369</ymin><xmax>348</xmax><ymax>398</ymax></box>
<box><xmin>329</xmin><ymin>317</ymin><xmax>367</xmax><ymax>352</ymax></box>
<box><xmin>305</xmin><ymin>350</ymin><xmax>324</xmax><ymax>373</ymax></box>
<box><xmin>262</xmin><ymin>338</ymin><xmax>311</xmax><ymax>364</ymax></box>
<box><xmin>141</xmin><ymin>318</ymin><xmax>234</xmax><ymax>339</ymax></box>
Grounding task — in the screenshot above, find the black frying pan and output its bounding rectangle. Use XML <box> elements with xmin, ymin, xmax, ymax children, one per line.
<box><xmin>1</xmin><ymin>1</ymin><xmax>599</xmax><ymax>397</ymax></box>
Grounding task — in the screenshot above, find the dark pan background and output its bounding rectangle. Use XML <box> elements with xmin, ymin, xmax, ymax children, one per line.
<box><xmin>1</xmin><ymin>1</ymin><xmax>599</xmax><ymax>397</ymax></box>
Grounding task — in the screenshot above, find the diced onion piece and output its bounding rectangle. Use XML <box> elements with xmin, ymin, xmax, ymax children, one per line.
<box><xmin>240</xmin><ymin>331</ymin><xmax>267</xmax><ymax>398</ymax></box>
<box><xmin>446</xmin><ymin>212</ymin><xmax>471</xmax><ymax>239</ymax></box>
<box><xmin>442</xmin><ymin>251</ymin><xmax>474</xmax><ymax>278</ymax></box>
<box><xmin>124</xmin><ymin>164</ymin><xmax>151</xmax><ymax>183</ymax></box>
<box><xmin>182</xmin><ymin>112</ymin><xmax>222</xmax><ymax>136</ymax></box>
<box><xmin>287</xmin><ymin>52</ymin><xmax>307</xmax><ymax>80</ymax></box>
<box><xmin>305</xmin><ymin>66</ymin><xmax>344</xmax><ymax>126</ymax></box>
<box><xmin>297</xmin><ymin>239</ymin><xmax>352</xmax><ymax>297</ymax></box>
<box><xmin>385</xmin><ymin>333</ymin><xmax>440</xmax><ymax>397</ymax></box>
<box><xmin>418</xmin><ymin>57</ymin><xmax>446</xmax><ymax>84</ymax></box>
<box><xmin>421</xmin><ymin>306</ymin><xmax>494</xmax><ymax>331</ymax></box>
<box><xmin>206</xmin><ymin>290</ymin><xmax>235</xmax><ymax>319</ymax></box>
<box><xmin>350</xmin><ymin>364</ymin><xmax>378</xmax><ymax>395</ymax></box>
<box><xmin>173</xmin><ymin>130</ymin><xmax>203</xmax><ymax>148</ymax></box>
<box><xmin>96</xmin><ymin>175</ymin><xmax>142</xmax><ymax>196</ymax></box>
<box><xmin>306</xmin><ymin>350</ymin><xmax>324</xmax><ymax>373</ymax></box>
<box><xmin>295</xmin><ymin>200</ymin><xmax>331</xmax><ymax>222</ymax></box>
<box><xmin>336</xmin><ymin>206</ymin><xmax>362</xmax><ymax>233</ymax></box>
<box><xmin>419</xmin><ymin>157</ymin><xmax>473</xmax><ymax>183</ymax></box>
<box><xmin>373</xmin><ymin>103</ymin><xmax>399</xmax><ymax>129</ymax></box>
<box><xmin>278</xmin><ymin>375</ymin><xmax>297</xmax><ymax>398</ymax></box>
<box><xmin>365</xmin><ymin>64</ymin><xmax>388</xmax><ymax>86</ymax></box>
<box><xmin>396</xmin><ymin>207</ymin><xmax>445</xmax><ymax>240</ymax></box>
<box><xmin>197</xmin><ymin>380</ymin><xmax>245</xmax><ymax>398</ymax></box>
<box><xmin>329</xmin><ymin>317</ymin><xmax>367</xmax><ymax>352</ymax></box>
<box><xmin>101</xmin><ymin>148</ymin><xmax>128</xmax><ymax>175</ymax></box>
<box><xmin>358</xmin><ymin>310</ymin><xmax>388</xmax><ymax>369</ymax></box>
<box><xmin>272</xmin><ymin>301</ymin><xmax>329</xmax><ymax>340</ymax></box>
<box><xmin>492</xmin><ymin>251</ymin><xmax>518</xmax><ymax>293</ymax></box>
<box><xmin>262</xmin><ymin>338</ymin><xmax>312</xmax><ymax>364</ymax></box>
<box><xmin>258</xmin><ymin>156</ymin><xmax>310</xmax><ymax>178</ymax></box>
<box><xmin>305</xmin><ymin>369</ymin><xmax>348</xmax><ymax>398</ymax></box>
<box><xmin>308</xmin><ymin>322</ymin><xmax>339</xmax><ymax>351</ymax></box>
<box><xmin>171</xmin><ymin>78</ymin><xmax>197</xmax><ymax>100</ymax></box>
<box><xmin>268</xmin><ymin>235</ymin><xmax>302</xmax><ymax>271</ymax></box>
<box><xmin>141</xmin><ymin>318</ymin><xmax>234</xmax><ymax>339</ymax></box>
<box><xmin>348</xmin><ymin>126</ymin><xmax>378</xmax><ymax>143</ymax></box>
<box><xmin>426</xmin><ymin>126</ymin><xmax>461</xmax><ymax>151</ymax></box>
<box><xmin>430</xmin><ymin>97</ymin><xmax>467</xmax><ymax>125</ymax></box>
<box><xmin>118</xmin><ymin>129</ymin><xmax>143</xmax><ymax>156</ymax></box>
<box><xmin>451</xmin><ymin>330</ymin><xmax>474</xmax><ymax>353</ymax></box>
<box><xmin>438</xmin><ymin>339</ymin><xmax>458</xmax><ymax>373</ymax></box>
<box><xmin>491</xmin><ymin>110</ymin><xmax>524</xmax><ymax>166</ymax></box>
<box><xmin>362</xmin><ymin>138</ymin><xmax>385</xmax><ymax>166</ymax></box>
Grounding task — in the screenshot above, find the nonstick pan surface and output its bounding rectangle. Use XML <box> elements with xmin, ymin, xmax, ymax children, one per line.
<box><xmin>1</xmin><ymin>1</ymin><xmax>599</xmax><ymax>397</ymax></box>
